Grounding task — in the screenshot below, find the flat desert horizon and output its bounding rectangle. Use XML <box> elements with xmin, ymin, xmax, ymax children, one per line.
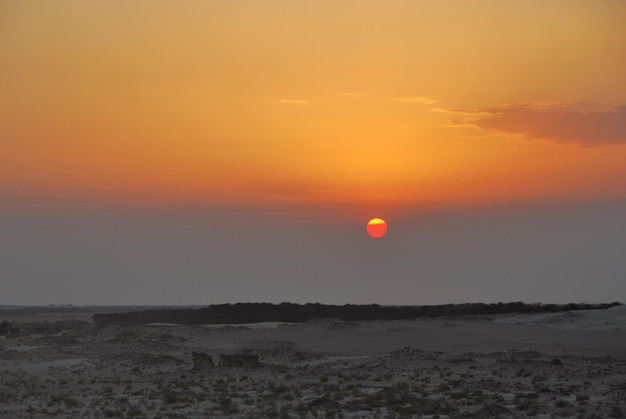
<box><xmin>1</xmin><ymin>303</ymin><xmax>625</xmax><ymax>418</ymax></box>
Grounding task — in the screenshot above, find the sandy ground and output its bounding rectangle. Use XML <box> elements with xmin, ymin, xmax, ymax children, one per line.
<box><xmin>1</xmin><ymin>306</ymin><xmax>625</xmax><ymax>418</ymax></box>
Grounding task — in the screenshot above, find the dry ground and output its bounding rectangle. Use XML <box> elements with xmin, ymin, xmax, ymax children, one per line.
<box><xmin>1</xmin><ymin>306</ymin><xmax>625</xmax><ymax>418</ymax></box>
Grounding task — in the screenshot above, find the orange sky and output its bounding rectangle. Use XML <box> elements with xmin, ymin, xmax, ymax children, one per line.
<box><xmin>2</xmin><ymin>1</ymin><xmax>626</xmax><ymax>218</ymax></box>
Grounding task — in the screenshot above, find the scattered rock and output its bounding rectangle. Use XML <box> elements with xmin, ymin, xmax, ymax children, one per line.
<box><xmin>309</xmin><ymin>397</ymin><xmax>341</xmax><ymax>412</ymax></box>
<box><xmin>343</xmin><ymin>399</ymin><xmax>374</xmax><ymax>412</ymax></box>
<box><xmin>476</xmin><ymin>402</ymin><xmax>511</xmax><ymax>418</ymax></box>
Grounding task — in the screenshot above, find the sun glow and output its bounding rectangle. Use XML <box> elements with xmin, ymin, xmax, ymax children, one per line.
<box><xmin>2</xmin><ymin>2</ymin><xmax>626</xmax><ymax>213</ymax></box>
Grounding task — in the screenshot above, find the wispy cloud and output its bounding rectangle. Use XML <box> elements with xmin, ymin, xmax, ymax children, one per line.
<box><xmin>431</xmin><ymin>107</ymin><xmax>492</xmax><ymax>116</ymax></box>
<box><xmin>393</xmin><ymin>96</ymin><xmax>437</xmax><ymax>105</ymax></box>
<box><xmin>445</xmin><ymin>102</ymin><xmax>626</xmax><ymax>147</ymax></box>
<box><xmin>280</xmin><ymin>99</ymin><xmax>310</xmax><ymax>105</ymax></box>
<box><xmin>306</xmin><ymin>189</ymin><xmax>343</xmax><ymax>194</ymax></box>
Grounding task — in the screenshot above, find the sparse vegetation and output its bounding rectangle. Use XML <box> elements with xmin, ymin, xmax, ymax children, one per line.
<box><xmin>1</xmin><ymin>303</ymin><xmax>624</xmax><ymax>417</ymax></box>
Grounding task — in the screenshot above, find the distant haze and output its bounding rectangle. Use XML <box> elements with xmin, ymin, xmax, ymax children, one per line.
<box><xmin>2</xmin><ymin>199</ymin><xmax>625</xmax><ymax>306</ymax></box>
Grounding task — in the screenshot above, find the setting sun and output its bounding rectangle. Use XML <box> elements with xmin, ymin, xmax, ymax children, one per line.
<box><xmin>366</xmin><ymin>218</ymin><xmax>388</xmax><ymax>238</ymax></box>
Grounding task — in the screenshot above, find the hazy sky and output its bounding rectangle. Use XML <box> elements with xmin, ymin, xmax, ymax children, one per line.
<box><xmin>2</xmin><ymin>1</ymin><xmax>625</xmax><ymax>305</ymax></box>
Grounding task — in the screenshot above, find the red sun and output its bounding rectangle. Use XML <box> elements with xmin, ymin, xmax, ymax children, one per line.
<box><xmin>366</xmin><ymin>218</ymin><xmax>388</xmax><ymax>238</ymax></box>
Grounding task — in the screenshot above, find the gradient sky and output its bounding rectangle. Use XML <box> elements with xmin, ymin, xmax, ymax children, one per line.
<box><xmin>2</xmin><ymin>1</ymin><xmax>625</xmax><ymax>305</ymax></box>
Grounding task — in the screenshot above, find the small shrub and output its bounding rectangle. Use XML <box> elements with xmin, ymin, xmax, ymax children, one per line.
<box><xmin>555</xmin><ymin>399</ymin><xmax>570</xmax><ymax>408</ymax></box>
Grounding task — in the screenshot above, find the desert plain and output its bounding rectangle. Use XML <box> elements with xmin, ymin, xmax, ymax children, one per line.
<box><xmin>1</xmin><ymin>305</ymin><xmax>625</xmax><ymax>418</ymax></box>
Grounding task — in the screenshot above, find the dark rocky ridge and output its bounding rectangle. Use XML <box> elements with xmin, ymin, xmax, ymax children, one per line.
<box><xmin>91</xmin><ymin>301</ymin><xmax>621</xmax><ymax>326</ymax></box>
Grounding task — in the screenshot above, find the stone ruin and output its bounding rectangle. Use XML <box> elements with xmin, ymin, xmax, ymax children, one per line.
<box><xmin>191</xmin><ymin>352</ymin><xmax>215</xmax><ymax>370</ymax></box>
<box><xmin>218</xmin><ymin>353</ymin><xmax>260</xmax><ymax>368</ymax></box>
<box><xmin>191</xmin><ymin>352</ymin><xmax>261</xmax><ymax>369</ymax></box>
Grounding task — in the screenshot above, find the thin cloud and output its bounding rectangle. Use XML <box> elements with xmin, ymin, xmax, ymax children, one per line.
<box><xmin>306</xmin><ymin>189</ymin><xmax>343</xmax><ymax>194</ymax></box>
<box><xmin>448</xmin><ymin>103</ymin><xmax>626</xmax><ymax>147</ymax></box>
<box><xmin>280</xmin><ymin>99</ymin><xmax>310</xmax><ymax>105</ymax></box>
<box><xmin>431</xmin><ymin>107</ymin><xmax>492</xmax><ymax>116</ymax></box>
<box><xmin>393</xmin><ymin>96</ymin><xmax>437</xmax><ymax>105</ymax></box>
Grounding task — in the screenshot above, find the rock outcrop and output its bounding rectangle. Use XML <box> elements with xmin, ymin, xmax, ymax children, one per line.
<box><xmin>191</xmin><ymin>352</ymin><xmax>214</xmax><ymax>370</ymax></box>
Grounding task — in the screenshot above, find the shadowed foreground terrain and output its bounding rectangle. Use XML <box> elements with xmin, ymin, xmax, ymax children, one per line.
<box><xmin>1</xmin><ymin>304</ymin><xmax>625</xmax><ymax>418</ymax></box>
